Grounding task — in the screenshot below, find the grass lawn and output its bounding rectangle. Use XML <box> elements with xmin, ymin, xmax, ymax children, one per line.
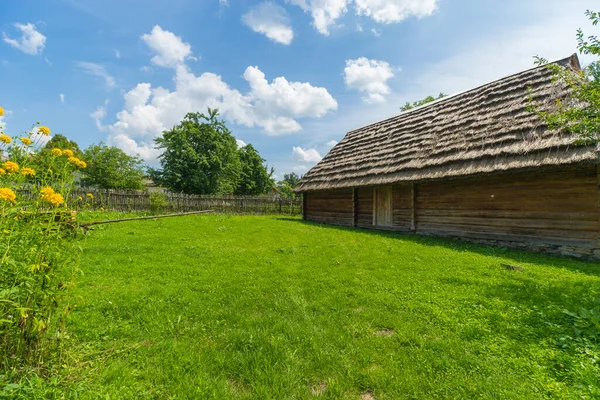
<box><xmin>55</xmin><ymin>214</ymin><xmax>599</xmax><ymax>399</ymax></box>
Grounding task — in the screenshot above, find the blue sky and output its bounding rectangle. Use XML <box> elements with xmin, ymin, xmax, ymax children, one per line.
<box><xmin>0</xmin><ymin>0</ymin><xmax>597</xmax><ymax>178</ymax></box>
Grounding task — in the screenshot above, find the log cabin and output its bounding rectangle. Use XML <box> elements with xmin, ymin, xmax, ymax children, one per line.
<box><xmin>295</xmin><ymin>54</ymin><xmax>600</xmax><ymax>259</ymax></box>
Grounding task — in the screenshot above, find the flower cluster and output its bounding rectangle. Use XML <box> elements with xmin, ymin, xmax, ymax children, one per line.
<box><xmin>68</xmin><ymin>156</ymin><xmax>87</xmax><ymax>169</ymax></box>
<box><xmin>2</xmin><ymin>161</ymin><xmax>19</xmax><ymax>174</ymax></box>
<box><xmin>40</xmin><ymin>187</ymin><xmax>65</xmax><ymax>207</ymax></box>
<box><xmin>0</xmin><ymin>187</ymin><xmax>16</xmax><ymax>203</ymax></box>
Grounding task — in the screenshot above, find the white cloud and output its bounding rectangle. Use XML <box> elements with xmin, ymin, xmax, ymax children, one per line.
<box><xmin>326</xmin><ymin>140</ymin><xmax>338</xmax><ymax>147</ymax></box>
<box><xmin>77</xmin><ymin>62</ymin><xmax>116</xmax><ymax>88</ymax></box>
<box><xmin>243</xmin><ymin>2</ymin><xmax>294</xmax><ymax>45</ymax></box>
<box><xmin>292</xmin><ymin>146</ymin><xmax>322</xmax><ymax>163</ymax></box>
<box><xmin>344</xmin><ymin>57</ymin><xmax>395</xmax><ymax>103</ymax></box>
<box><xmin>288</xmin><ymin>0</ymin><xmax>438</xmax><ymax>35</ymax></box>
<box><xmin>30</xmin><ymin>130</ymin><xmax>52</xmax><ymax>147</ymax></box>
<box><xmin>287</xmin><ymin>0</ymin><xmax>350</xmax><ymax>35</ymax></box>
<box><xmin>95</xmin><ymin>27</ymin><xmax>337</xmax><ymax>161</ymax></box>
<box><xmin>141</xmin><ymin>25</ymin><xmax>193</xmax><ymax>68</ymax></box>
<box><xmin>371</xmin><ymin>28</ymin><xmax>381</xmax><ymax>36</ymax></box>
<box><xmin>236</xmin><ymin>139</ymin><xmax>247</xmax><ymax>148</ymax></box>
<box><xmin>293</xmin><ymin>165</ymin><xmax>309</xmax><ymax>174</ymax></box>
<box><xmin>59</xmin><ymin>94</ymin><xmax>65</xmax><ymax>104</ymax></box>
<box><xmin>2</xmin><ymin>23</ymin><xmax>46</xmax><ymax>55</ymax></box>
<box><xmin>90</xmin><ymin>99</ymin><xmax>109</xmax><ymax>131</ymax></box>
<box><xmin>355</xmin><ymin>0</ymin><xmax>438</xmax><ymax>24</ymax></box>
<box><xmin>243</xmin><ymin>65</ymin><xmax>338</xmax><ymax>134</ymax></box>
<box><xmin>114</xmin><ymin>49</ymin><xmax>121</xmax><ymax>58</ymax></box>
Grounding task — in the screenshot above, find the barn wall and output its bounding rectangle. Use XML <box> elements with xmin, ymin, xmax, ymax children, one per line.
<box><xmin>304</xmin><ymin>189</ymin><xmax>354</xmax><ymax>226</ymax></box>
<box><xmin>303</xmin><ymin>165</ymin><xmax>600</xmax><ymax>259</ymax></box>
<box><xmin>415</xmin><ymin>165</ymin><xmax>600</xmax><ymax>259</ymax></box>
<box><xmin>392</xmin><ymin>184</ymin><xmax>413</xmax><ymax>231</ymax></box>
<box><xmin>356</xmin><ymin>188</ymin><xmax>373</xmax><ymax>228</ymax></box>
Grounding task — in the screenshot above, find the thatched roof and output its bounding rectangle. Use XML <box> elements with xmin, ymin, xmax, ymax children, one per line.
<box><xmin>296</xmin><ymin>54</ymin><xmax>597</xmax><ymax>192</ymax></box>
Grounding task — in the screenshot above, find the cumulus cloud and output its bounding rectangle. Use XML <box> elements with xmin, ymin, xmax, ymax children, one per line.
<box><xmin>90</xmin><ymin>99</ymin><xmax>109</xmax><ymax>131</ymax></box>
<box><xmin>94</xmin><ymin>26</ymin><xmax>337</xmax><ymax>161</ymax></box>
<box><xmin>288</xmin><ymin>0</ymin><xmax>438</xmax><ymax>35</ymax></box>
<box><xmin>243</xmin><ymin>2</ymin><xmax>294</xmax><ymax>45</ymax></box>
<box><xmin>287</xmin><ymin>0</ymin><xmax>350</xmax><ymax>35</ymax></box>
<box><xmin>77</xmin><ymin>62</ymin><xmax>116</xmax><ymax>89</ymax></box>
<box><xmin>236</xmin><ymin>139</ymin><xmax>247</xmax><ymax>148</ymax></box>
<box><xmin>326</xmin><ymin>140</ymin><xmax>338</xmax><ymax>147</ymax></box>
<box><xmin>344</xmin><ymin>57</ymin><xmax>395</xmax><ymax>103</ymax></box>
<box><xmin>141</xmin><ymin>26</ymin><xmax>194</xmax><ymax>68</ymax></box>
<box><xmin>2</xmin><ymin>23</ymin><xmax>46</xmax><ymax>55</ymax></box>
<box><xmin>292</xmin><ymin>146</ymin><xmax>322</xmax><ymax>163</ymax></box>
<box><xmin>355</xmin><ymin>0</ymin><xmax>438</xmax><ymax>24</ymax></box>
<box><xmin>59</xmin><ymin>94</ymin><xmax>65</xmax><ymax>104</ymax></box>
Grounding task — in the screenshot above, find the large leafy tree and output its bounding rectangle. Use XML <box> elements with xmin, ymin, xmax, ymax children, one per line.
<box><xmin>43</xmin><ymin>133</ymin><xmax>82</xmax><ymax>155</ymax></box>
<box><xmin>82</xmin><ymin>143</ymin><xmax>146</xmax><ymax>190</ymax></box>
<box><xmin>153</xmin><ymin>109</ymin><xmax>241</xmax><ymax>194</ymax></box>
<box><xmin>276</xmin><ymin>172</ymin><xmax>302</xmax><ymax>198</ymax></box>
<box><xmin>530</xmin><ymin>10</ymin><xmax>599</xmax><ymax>144</ymax></box>
<box><xmin>235</xmin><ymin>144</ymin><xmax>274</xmax><ymax>195</ymax></box>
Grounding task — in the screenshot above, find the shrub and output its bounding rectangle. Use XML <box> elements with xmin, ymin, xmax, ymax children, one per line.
<box><xmin>149</xmin><ymin>191</ymin><xmax>169</xmax><ymax>213</ymax></box>
<box><xmin>0</xmin><ymin>116</ymin><xmax>84</xmax><ymax>374</ymax></box>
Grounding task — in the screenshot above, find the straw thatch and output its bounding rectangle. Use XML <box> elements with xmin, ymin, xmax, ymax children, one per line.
<box><xmin>296</xmin><ymin>54</ymin><xmax>597</xmax><ymax>192</ymax></box>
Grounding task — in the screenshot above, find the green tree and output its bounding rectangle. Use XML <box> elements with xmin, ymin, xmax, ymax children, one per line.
<box><xmin>276</xmin><ymin>172</ymin><xmax>302</xmax><ymax>198</ymax></box>
<box><xmin>153</xmin><ymin>109</ymin><xmax>241</xmax><ymax>194</ymax></box>
<box><xmin>235</xmin><ymin>144</ymin><xmax>274</xmax><ymax>195</ymax></box>
<box><xmin>529</xmin><ymin>10</ymin><xmax>599</xmax><ymax>145</ymax></box>
<box><xmin>82</xmin><ymin>143</ymin><xmax>146</xmax><ymax>189</ymax></box>
<box><xmin>43</xmin><ymin>133</ymin><xmax>82</xmax><ymax>155</ymax></box>
<box><xmin>401</xmin><ymin>93</ymin><xmax>448</xmax><ymax>112</ymax></box>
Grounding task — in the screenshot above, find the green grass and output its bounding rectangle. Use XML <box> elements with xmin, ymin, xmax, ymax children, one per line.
<box><xmin>43</xmin><ymin>215</ymin><xmax>600</xmax><ymax>398</ymax></box>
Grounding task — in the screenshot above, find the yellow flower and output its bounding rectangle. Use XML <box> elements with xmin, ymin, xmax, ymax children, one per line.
<box><xmin>2</xmin><ymin>161</ymin><xmax>18</xmax><ymax>173</ymax></box>
<box><xmin>20</xmin><ymin>137</ymin><xmax>32</xmax><ymax>146</ymax></box>
<box><xmin>0</xmin><ymin>188</ymin><xmax>16</xmax><ymax>204</ymax></box>
<box><xmin>0</xmin><ymin>134</ymin><xmax>11</xmax><ymax>144</ymax></box>
<box><xmin>38</xmin><ymin>126</ymin><xmax>51</xmax><ymax>136</ymax></box>
<box><xmin>63</xmin><ymin>149</ymin><xmax>74</xmax><ymax>157</ymax></box>
<box><xmin>68</xmin><ymin>156</ymin><xmax>87</xmax><ymax>169</ymax></box>
<box><xmin>86</xmin><ymin>193</ymin><xmax>94</xmax><ymax>199</ymax></box>
<box><xmin>100</xmin><ymin>207</ymin><xmax>104</xmax><ymax>212</ymax></box>
<box><xmin>78</xmin><ymin>196</ymin><xmax>83</xmax><ymax>201</ymax></box>
<box><xmin>51</xmin><ymin>148</ymin><xmax>63</xmax><ymax>156</ymax></box>
<box><xmin>40</xmin><ymin>187</ymin><xmax>64</xmax><ymax>207</ymax></box>
<box><xmin>20</xmin><ymin>167</ymin><xmax>35</xmax><ymax>177</ymax></box>
<box><xmin>0</xmin><ymin>168</ymin><xmax>5</xmax><ymax>176</ymax></box>
<box><xmin>0</xmin><ymin>107</ymin><xmax>4</xmax><ymax>117</ymax></box>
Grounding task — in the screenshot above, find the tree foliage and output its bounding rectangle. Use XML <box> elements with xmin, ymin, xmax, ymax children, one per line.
<box><xmin>43</xmin><ymin>134</ymin><xmax>82</xmax><ymax>155</ymax></box>
<box><xmin>400</xmin><ymin>93</ymin><xmax>448</xmax><ymax>112</ymax></box>
<box><xmin>82</xmin><ymin>143</ymin><xmax>146</xmax><ymax>190</ymax></box>
<box><xmin>276</xmin><ymin>172</ymin><xmax>302</xmax><ymax>198</ymax></box>
<box><xmin>530</xmin><ymin>10</ymin><xmax>600</xmax><ymax>145</ymax></box>
<box><xmin>236</xmin><ymin>144</ymin><xmax>274</xmax><ymax>195</ymax></box>
<box><xmin>153</xmin><ymin>109</ymin><xmax>273</xmax><ymax>195</ymax></box>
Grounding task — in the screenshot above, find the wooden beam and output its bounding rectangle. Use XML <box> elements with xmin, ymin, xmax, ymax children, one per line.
<box><xmin>352</xmin><ymin>188</ymin><xmax>358</xmax><ymax>227</ymax></box>
<box><xmin>302</xmin><ymin>192</ymin><xmax>307</xmax><ymax>221</ymax></box>
<box><xmin>410</xmin><ymin>183</ymin><xmax>417</xmax><ymax>232</ymax></box>
<box><xmin>372</xmin><ymin>187</ymin><xmax>377</xmax><ymax>226</ymax></box>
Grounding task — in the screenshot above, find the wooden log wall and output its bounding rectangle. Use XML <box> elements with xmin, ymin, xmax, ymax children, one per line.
<box><xmin>302</xmin><ymin>165</ymin><xmax>600</xmax><ymax>259</ymax></box>
<box><xmin>415</xmin><ymin>165</ymin><xmax>599</xmax><ymax>257</ymax></box>
<box><xmin>304</xmin><ymin>189</ymin><xmax>354</xmax><ymax>226</ymax></box>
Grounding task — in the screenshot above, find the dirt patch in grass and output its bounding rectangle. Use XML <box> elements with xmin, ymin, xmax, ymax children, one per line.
<box><xmin>311</xmin><ymin>381</ymin><xmax>328</xmax><ymax>396</ymax></box>
<box><xmin>373</xmin><ymin>328</ymin><xmax>394</xmax><ymax>337</ymax></box>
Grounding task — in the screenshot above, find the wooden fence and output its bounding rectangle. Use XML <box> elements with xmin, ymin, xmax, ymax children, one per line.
<box><xmin>54</xmin><ymin>189</ymin><xmax>303</xmax><ymax>215</ymax></box>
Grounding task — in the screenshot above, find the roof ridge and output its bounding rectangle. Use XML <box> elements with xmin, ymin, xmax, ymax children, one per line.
<box><xmin>346</xmin><ymin>54</ymin><xmax>580</xmax><ymax>135</ymax></box>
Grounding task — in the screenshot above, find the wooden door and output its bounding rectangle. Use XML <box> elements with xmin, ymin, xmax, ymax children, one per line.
<box><xmin>373</xmin><ymin>186</ymin><xmax>392</xmax><ymax>227</ymax></box>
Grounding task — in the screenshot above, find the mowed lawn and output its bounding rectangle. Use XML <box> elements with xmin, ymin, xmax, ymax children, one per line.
<box><xmin>62</xmin><ymin>214</ymin><xmax>599</xmax><ymax>399</ymax></box>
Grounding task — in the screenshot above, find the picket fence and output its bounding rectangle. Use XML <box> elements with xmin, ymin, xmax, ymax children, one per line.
<box><xmin>61</xmin><ymin>189</ymin><xmax>303</xmax><ymax>215</ymax></box>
